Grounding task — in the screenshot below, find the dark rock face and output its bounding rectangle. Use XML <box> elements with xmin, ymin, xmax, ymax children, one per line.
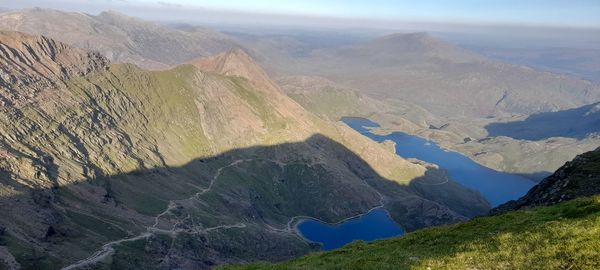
<box><xmin>491</xmin><ymin>147</ymin><xmax>600</xmax><ymax>214</ymax></box>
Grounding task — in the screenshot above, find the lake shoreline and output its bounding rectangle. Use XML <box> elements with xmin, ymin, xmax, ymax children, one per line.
<box><xmin>340</xmin><ymin>116</ymin><xmax>536</xmax><ymax>206</ymax></box>
<box><xmin>294</xmin><ymin>207</ymin><xmax>405</xmax><ymax>250</ymax></box>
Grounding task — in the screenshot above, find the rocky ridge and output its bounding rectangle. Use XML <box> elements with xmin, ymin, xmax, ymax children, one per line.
<box><xmin>0</xmin><ymin>31</ymin><xmax>108</xmax><ymax>106</ymax></box>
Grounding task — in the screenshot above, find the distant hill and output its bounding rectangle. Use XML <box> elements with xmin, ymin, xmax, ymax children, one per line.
<box><xmin>0</xmin><ymin>8</ymin><xmax>238</xmax><ymax>69</ymax></box>
<box><xmin>246</xmin><ymin>32</ymin><xmax>600</xmax><ymax>117</ymax></box>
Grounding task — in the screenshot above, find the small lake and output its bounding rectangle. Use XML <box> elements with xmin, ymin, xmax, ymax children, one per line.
<box><xmin>341</xmin><ymin>117</ymin><xmax>536</xmax><ymax>207</ymax></box>
<box><xmin>297</xmin><ymin>208</ymin><xmax>404</xmax><ymax>250</ymax></box>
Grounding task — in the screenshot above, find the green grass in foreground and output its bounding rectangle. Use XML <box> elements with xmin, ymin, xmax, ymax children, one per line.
<box><xmin>222</xmin><ymin>196</ymin><xmax>600</xmax><ymax>270</ymax></box>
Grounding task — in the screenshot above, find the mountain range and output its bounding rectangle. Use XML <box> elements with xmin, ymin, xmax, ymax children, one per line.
<box><xmin>0</xmin><ymin>30</ymin><xmax>489</xmax><ymax>269</ymax></box>
<box><xmin>0</xmin><ymin>8</ymin><xmax>237</xmax><ymax>69</ymax></box>
<box><xmin>0</xmin><ymin>7</ymin><xmax>599</xmax><ymax>270</ymax></box>
<box><xmin>2</xmin><ymin>8</ymin><xmax>598</xmax><ymax>119</ymax></box>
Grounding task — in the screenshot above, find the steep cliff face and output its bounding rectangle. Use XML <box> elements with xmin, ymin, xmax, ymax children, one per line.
<box><xmin>0</xmin><ymin>32</ymin><xmax>489</xmax><ymax>269</ymax></box>
<box><xmin>491</xmin><ymin>147</ymin><xmax>600</xmax><ymax>214</ymax></box>
<box><xmin>0</xmin><ymin>31</ymin><xmax>108</xmax><ymax>105</ymax></box>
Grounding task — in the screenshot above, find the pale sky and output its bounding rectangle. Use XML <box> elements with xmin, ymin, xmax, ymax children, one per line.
<box><xmin>163</xmin><ymin>0</ymin><xmax>600</xmax><ymax>27</ymax></box>
<box><xmin>1</xmin><ymin>0</ymin><xmax>599</xmax><ymax>28</ymax></box>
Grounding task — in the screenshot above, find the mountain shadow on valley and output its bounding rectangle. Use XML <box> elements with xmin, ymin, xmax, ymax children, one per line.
<box><xmin>0</xmin><ymin>134</ymin><xmax>490</xmax><ymax>270</ymax></box>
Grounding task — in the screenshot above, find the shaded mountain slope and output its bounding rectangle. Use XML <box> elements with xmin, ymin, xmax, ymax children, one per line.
<box><xmin>0</xmin><ymin>32</ymin><xmax>489</xmax><ymax>269</ymax></box>
<box><xmin>0</xmin><ymin>8</ymin><xmax>238</xmax><ymax>69</ymax></box>
<box><xmin>224</xmin><ymin>124</ymin><xmax>600</xmax><ymax>270</ymax></box>
<box><xmin>486</xmin><ymin>102</ymin><xmax>600</xmax><ymax>140</ymax></box>
<box><xmin>492</xmin><ymin>147</ymin><xmax>600</xmax><ymax>214</ymax></box>
<box><xmin>225</xmin><ymin>195</ymin><xmax>600</xmax><ymax>270</ymax></box>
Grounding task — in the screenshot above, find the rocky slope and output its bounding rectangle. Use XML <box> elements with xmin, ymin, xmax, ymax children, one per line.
<box><xmin>0</xmin><ymin>32</ymin><xmax>489</xmax><ymax>269</ymax></box>
<box><xmin>0</xmin><ymin>31</ymin><xmax>108</xmax><ymax>106</ymax></box>
<box><xmin>492</xmin><ymin>147</ymin><xmax>600</xmax><ymax>214</ymax></box>
<box><xmin>0</xmin><ymin>8</ymin><xmax>238</xmax><ymax>69</ymax></box>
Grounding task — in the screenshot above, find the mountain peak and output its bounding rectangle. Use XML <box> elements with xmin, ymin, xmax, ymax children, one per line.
<box><xmin>224</xmin><ymin>47</ymin><xmax>253</xmax><ymax>60</ymax></box>
<box><xmin>188</xmin><ymin>48</ymin><xmax>270</xmax><ymax>84</ymax></box>
<box><xmin>365</xmin><ymin>32</ymin><xmax>484</xmax><ymax>63</ymax></box>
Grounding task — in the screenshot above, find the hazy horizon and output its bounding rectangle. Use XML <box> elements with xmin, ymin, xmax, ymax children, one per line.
<box><xmin>2</xmin><ymin>0</ymin><xmax>600</xmax><ymax>50</ymax></box>
<box><xmin>2</xmin><ymin>0</ymin><xmax>599</xmax><ymax>30</ymax></box>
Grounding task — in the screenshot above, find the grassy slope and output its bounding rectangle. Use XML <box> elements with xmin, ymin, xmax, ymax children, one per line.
<box><xmin>286</xmin><ymin>88</ymin><xmax>367</xmax><ymax>121</ymax></box>
<box><xmin>224</xmin><ymin>196</ymin><xmax>600</xmax><ymax>270</ymax></box>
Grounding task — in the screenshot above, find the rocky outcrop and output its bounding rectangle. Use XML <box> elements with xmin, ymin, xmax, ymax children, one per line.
<box><xmin>491</xmin><ymin>147</ymin><xmax>600</xmax><ymax>214</ymax></box>
<box><xmin>0</xmin><ymin>31</ymin><xmax>108</xmax><ymax>105</ymax></box>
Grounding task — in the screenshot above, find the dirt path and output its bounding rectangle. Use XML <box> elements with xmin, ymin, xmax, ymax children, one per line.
<box><xmin>61</xmin><ymin>159</ymin><xmax>251</xmax><ymax>270</ymax></box>
<box><xmin>61</xmin><ymin>232</ymin><xmax>152</xmax><ymax>270</ymax></box>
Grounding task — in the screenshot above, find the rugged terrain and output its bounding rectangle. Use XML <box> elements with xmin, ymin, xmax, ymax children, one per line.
<box><xmin>0</xmin><ymin>8</ymin><xmax>238</xmax><ymax>69</ymax></box>
<box><xmin>225</xmin><ymin>149</ymin><xmax>600</xmax><ymax>269</ymax></box>
<box><xmin>0</xmin><ymin>31</ymin><xmax>490</xmax><ymax>269</ymax></box>
<box><xmin>492</xmin><ymin>147</ymin><xmax>600</xmax><ymax>214</ymax></box>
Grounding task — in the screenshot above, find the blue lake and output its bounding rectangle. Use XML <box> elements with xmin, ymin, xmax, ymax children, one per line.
<box><xmin>297</xmin><ymin>208</ymin><xmax>404</xmax><ymax>250</ymax></box>
<box><xmin>341</xmin><ymin>117</ymin><xmax>536</xmax><ymax>207</ymax></box>
<box><xmin>296</xmin><ymin>117</ymin><xmax>537</xmax><ymax>250</ymax></box>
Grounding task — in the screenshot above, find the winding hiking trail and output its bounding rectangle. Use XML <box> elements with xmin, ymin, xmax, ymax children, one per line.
<box><xmin>61</xmin><ymin>159</ymin><xmax>251</xmax><ymax>270</ymax></box>
<box><xmin>62</xmin><ymin>233</ymin><xmax>152</xmax><ymax>270</ymax></box>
